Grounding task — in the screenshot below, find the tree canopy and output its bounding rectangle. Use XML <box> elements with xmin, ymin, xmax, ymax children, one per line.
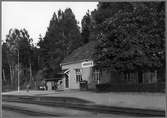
<box><xmin>2</xmin><ymin>28</ymin><xmax>39</xmax><ymax>88</ymax></box>
<box><xmin>81</xmin><ymin>10</ymin><xmax>92</xmax><ymax>44</ymax></box>
<box><xmin>38</xmin><ymin>8</ymin><xmax>82</xmax><ymax>77</ymax></box>
<box><xmin>93</xmin><ymin>2</ymin><xmax>165</xmax><ymax>72</ymax></box>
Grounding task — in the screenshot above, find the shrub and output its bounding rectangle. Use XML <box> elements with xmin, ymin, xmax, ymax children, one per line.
<box><xmin>96</xmin><ymin>82</ymin><xmax>165</xmax><ymax>92</ymax></box>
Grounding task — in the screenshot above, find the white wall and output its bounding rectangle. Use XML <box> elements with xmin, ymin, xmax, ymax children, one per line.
<box><xmin>62</xmin><ymin>62</ymin><xmax>82</xmax><ymax>89</ymax></box>
<box><xmin>62</xmin><ymin>61</ymin><xmax>93</xmax><ymax>89</ymax></box>
<box><xmin>47</xmin><ymin>81</ymin><xmax>52</xmax><ymax>91</ymax></box>
<box><xmin>82</xmin><ymin>66</ymin><xmax>91</xmax><ymax>82</ymax></box>
<box><xmin>61</xmin><ymin>61</ymin><xmax>112</xmax><ymax>90</ymax></box>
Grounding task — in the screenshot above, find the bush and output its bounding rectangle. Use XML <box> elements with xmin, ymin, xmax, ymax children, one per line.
<box><xmin>96</xmin><ymin>82</ymin><xmax>165</xmax><ymax>92</ymax></box>
<box><xmin>2</xmin><ymin>84</ymin><xmax>17</xmax><ymax>92</ymax></box>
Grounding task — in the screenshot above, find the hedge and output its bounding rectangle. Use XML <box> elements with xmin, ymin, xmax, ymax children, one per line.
<box><xmin>96</xmin><ymin>82</ymin><xmax>165</xmax><ymax>92</ymax></box>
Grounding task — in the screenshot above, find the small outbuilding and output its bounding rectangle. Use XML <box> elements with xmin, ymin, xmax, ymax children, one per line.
<box><xmin>44</xmin><ymin>73</ymin><xmax>65</xmax><ymax>91</ymax></box>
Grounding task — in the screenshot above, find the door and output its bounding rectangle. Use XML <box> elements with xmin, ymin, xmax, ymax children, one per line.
<box><xmin>138</xmin><ymin>71</ymin><xmax>143</xmax><ymax>84</ymax></box>
<box><xmin>65</xmin><ymin>74</ymin><xmax>69</xmax><ymax>88</ymax></box>
<box><xmin>47</xmin><ymin>82</ymin><xmax>52</xmax><ymax>90</ymax></box>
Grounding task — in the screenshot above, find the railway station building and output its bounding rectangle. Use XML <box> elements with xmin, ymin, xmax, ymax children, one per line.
<box><xmin>45</xmin><ymin>41</ymin><xmax>159</xmax><ymax>91</ymax></box>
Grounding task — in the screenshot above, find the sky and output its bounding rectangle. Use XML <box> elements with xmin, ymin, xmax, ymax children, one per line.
<box><xmin>2</xmin><ymin>2</ymin><xmax>98</xmax><ymax>45</ymax></box>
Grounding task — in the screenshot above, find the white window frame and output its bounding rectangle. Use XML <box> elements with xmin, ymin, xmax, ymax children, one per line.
<box><xmin>75</xmin><ymin>69</ymin><xmax>82</xmax><ymax>83</ymax></box>
<box><xmin>93</xmin><ymin>68</ymin><xmax>101</xmax><ymax>83</ymax></box>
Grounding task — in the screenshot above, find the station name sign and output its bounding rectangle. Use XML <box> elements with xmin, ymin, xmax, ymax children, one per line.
<box><xmin>82</xmin><ymin>61</ymin><xmax>94</xmax><ymax>68</ymax></box>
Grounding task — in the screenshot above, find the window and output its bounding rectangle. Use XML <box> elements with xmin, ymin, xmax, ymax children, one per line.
<box><xmin>93</xmin><ymin>68</ymin><xmax>101</xmax><ymax>81</ymax></box>
<box><xmin>75</xmin><ymin>69</ymin><xmax>82</xmax><ymax>82</ymax></box>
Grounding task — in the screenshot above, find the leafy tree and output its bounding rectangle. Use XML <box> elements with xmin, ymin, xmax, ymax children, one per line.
<box><xmin>91</xmin><ymin>2</ymin><xmax>134</xmax><ymax>25</ymax></box>
<box><xmin>93</xmin><ymin>2</ymin><xmax>165</xmax><ymax>75</ymax></box>
<box><xmin>5</xmin><ymin>28</ymin><xmax>34</xmax><ymax>88</ymax></box>
<box><xmin>2</xmin><ymin>42</ymin><xmax>10</xmax><ymax>84</ymax></box>
<box><xmin>80</xmin><ymin>2</ymin><xmax>134</xmax><ymax>44</ymax></box>
<box><xmin>6</xmin><ymin>28</ymin><xmax>33</xmax><ymax>67</ymax></box>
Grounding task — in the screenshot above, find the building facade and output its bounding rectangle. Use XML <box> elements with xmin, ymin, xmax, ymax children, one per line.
<box><xmin>61</xmin><ymin>60</ymin><xmax>112</xmax><ymax>89</ymax></box>
<box><xmin>58</xmin><ymin>41</ymin><xmax>159</xmax><ymax>90</ymax></box>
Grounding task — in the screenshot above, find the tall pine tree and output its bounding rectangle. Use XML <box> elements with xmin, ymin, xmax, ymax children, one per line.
<box><xmin>38</xmin><ymin>8</ymin><xmax>82</xmax><ymax>77</ymax></box>
<box><xmin>81</xmin><ymin>10</ymin><xmax>91</xmax><ymax>44</ymax></box>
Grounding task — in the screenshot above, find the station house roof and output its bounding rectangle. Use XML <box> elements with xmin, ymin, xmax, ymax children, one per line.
<box><xmin>61</xmin><ymin>41</ymin><xmax>97</xmax><ymax>65</ymax></box>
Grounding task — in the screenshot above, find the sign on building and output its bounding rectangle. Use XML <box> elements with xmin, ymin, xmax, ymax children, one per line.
<box><xmin>82</xmin><ymin>61</ymin><xmax>94</xmax><ymax>68</ymax></box>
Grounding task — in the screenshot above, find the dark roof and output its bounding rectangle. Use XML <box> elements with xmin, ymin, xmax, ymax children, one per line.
<box><xmin>57</xmin><ymin>69</ymin><xmax>68</xmax><ymax>74</ymax></box>
<box><xmin>61</xmin><ymin>41</ymin><xmax>97</xmax><ymax>65</ymax></box>
<box><xmin>45</xmin><ymin>73</ymin><xmax>65</xmax><ymax>78</ymax></box>
<box><xmin>44</xmin><ymin>78</ymin><xmax>62</xmax><ymax>82</ymax></box>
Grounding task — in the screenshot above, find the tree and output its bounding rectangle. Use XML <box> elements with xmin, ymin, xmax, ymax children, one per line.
<box><xmin>62</xmin><ymin>8</ymin><xmax>82</xmax><ymax>55</ymax></box>
<box><xmin>80</xmin><ymin>2</ymin><xmax>134</xmax><ymax>44</ymax></box>
<box><xmin>6</xmin><ymin>28</ymin><xmax>33</xmax><ymax>67</ymax></box>
<box><xmin>38</xmin><ymin>11</ymin><xmax>64</xmax><ymax>77</ymax></box>
<box><xmin>38</xmin><ymin>8</ymin><xmax>82</xmax><ymax>77</ymax></box>
<box><xmin>81</xmin><ymin>10</ymin><xmax>91</xmax><ymax>44</ymax></box>
<box><xmin>5</xmin><ymin>28</ymin><xmax>34</xmax><ymax>89</ymax></box>
<box><xmin>2</xmin><ymin>42</ymin><xmax>10</xmax><ymax>85</ymax></box>
<box><xmin>93</xmin><ymin>2</ymin><xmax>165</xmax><ymax>74</ymax></box>
<box><xmin>91</xmin><ymin>2</ymin><xmax>134</xmax><ymax>25</ymax></box>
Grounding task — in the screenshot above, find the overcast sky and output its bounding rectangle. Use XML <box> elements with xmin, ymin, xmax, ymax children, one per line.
<box><xmin>2</xmin><ymin>2</ymin><xmax>98</xmax><ymax>45</ymax></box>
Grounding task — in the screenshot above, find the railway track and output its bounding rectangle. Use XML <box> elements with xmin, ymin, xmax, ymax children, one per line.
<box><xmin>2</xmin><ymin>104</ymin><xmax>60</xmax><ymax>116</ymax></box>
<box><xmin>2</xmin><ymin>95</ymin><xmax>165</xmax><ymax>117</ymax></box>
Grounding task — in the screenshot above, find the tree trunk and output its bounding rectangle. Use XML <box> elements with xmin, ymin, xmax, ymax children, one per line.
<box><xmin>9</xmin><ymin>65</ymin><xmax>12</xmax><ymax>85</ymax></box>
<box><xmin>12</xmin><ymin>67</ymin><xmax>15</xmax><ymax>88</ymax></box>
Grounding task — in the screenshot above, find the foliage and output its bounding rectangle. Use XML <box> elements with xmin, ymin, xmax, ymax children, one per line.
<box><xmin>2</xmin><ymin>28</ymin><xmax>39</xmax><ymax>89</ymax></box>
<box><xmin>81</xmin><ymin>11</ymin><xmax>92</xmax><ymax>44</ymax></box>
<box><xmin>96</xmin><ymin>82</ymin><xmax>165</xmax><ymax>92</ymax></box>
<box><xmin>2</xmin><ymin>43</ymin><xmax>10</xmax><ymax>84</ymax></box>
<box><xmin>6</xmin><ymin>28</ymin><xmax>33</xmax><ymax>67</ymax></box>
<box><xmin>38</xmin><ymin>8</ymin><xmax>82</xmax><ymax>77</ymax></box>
<box><xmin>92</xmin><ymin>2</ymin><xmax>134</xmax><ymax>25</ymax></box>
<box><xmin>93</xmin><ymin>2</ymin><xmax>165</xmax><ymax>72</ymax></box>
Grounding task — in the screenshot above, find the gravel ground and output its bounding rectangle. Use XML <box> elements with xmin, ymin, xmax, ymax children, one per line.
<box><xmin>2</xmin><ymin>102</ymin><xmax>146</xmax><ymax>118</ymax></box>
<box><xmin>2</xmin><ymin>90</ymin><xmax>165</xmax><ymax>110</ymax></box>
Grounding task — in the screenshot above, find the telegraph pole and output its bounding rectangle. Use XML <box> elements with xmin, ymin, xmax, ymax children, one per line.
<box><xmin>3</xmin><ymin>69</ymin><xmax>6</xmax><ymax>82</ymax></box>
<box><xmin>17</xmin><ymin>49</ymin><xmax>20</xmax><ymax>92</ymax></box>
<box><xmin>30</xmin><ymin>63</ymin><xmax>32</xmax><ymax>83</ymax></box>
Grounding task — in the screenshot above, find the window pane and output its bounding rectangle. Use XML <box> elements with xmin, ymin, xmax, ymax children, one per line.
<box><xmin>76</xmin><ymin>69</ymin><xmax>82</xmax><ymax>82</ymax></box>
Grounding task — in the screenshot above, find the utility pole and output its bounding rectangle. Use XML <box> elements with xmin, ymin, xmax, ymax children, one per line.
<box><xmin>17</xmin><ymin>49</ymin><xmax>20</xmax><ymax>92</ymax></box>
<box><xmin>3</xmin><ymin>69</ymin><xmax>6</xmax><ymax>82</ymax></box>
<box><xmin>30</xmin><ymin>63</ymin><xmax>32</xmax><ymax>83</ymax></box>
